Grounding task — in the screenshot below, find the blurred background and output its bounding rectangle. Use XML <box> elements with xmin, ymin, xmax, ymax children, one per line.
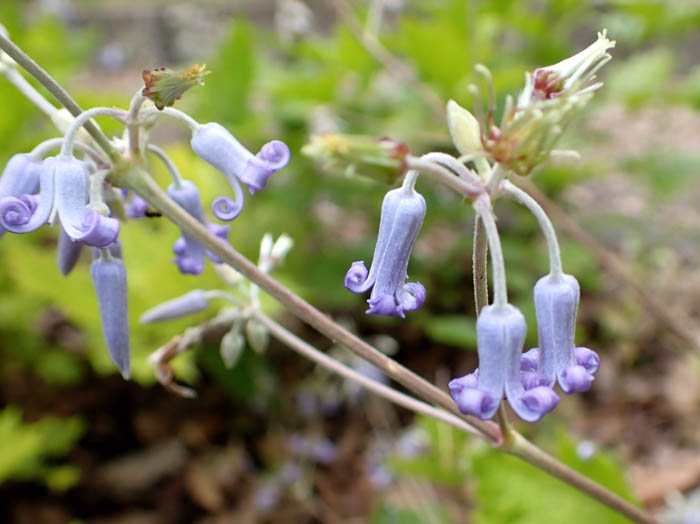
<box><xmin>1</xmin><ymin>0</ymin><xmax>700</xmax><ymax>522</ymax></box>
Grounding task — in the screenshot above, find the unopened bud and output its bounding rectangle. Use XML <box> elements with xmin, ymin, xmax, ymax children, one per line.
<box><xmin>446</xmin><ymin>100</ymin><xmax>483</xmax><ymax>156</ymax></box>
<box><xmin>142</xmin><ymin>64</ymin><xmax>210</xmax><ymax>110</ymax></box>
<box><xmin>220</xmin><ymin>324</ymin><xmax>246</xmax><ymax>368</ymax></box>
<box><xmin>302</xmin><ymin>133</ymin><xmax>409</xmax><ymax>185</ymax></box>
<box><xmin>245</xmin><ymin>318</ymin><xmax>269</xmax><ymax>354</ymax></box>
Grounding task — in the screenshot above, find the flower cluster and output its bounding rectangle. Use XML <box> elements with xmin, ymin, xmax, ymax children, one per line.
<box><xmin>0</xmin><ymin>61</ymin><xmax>290</xmax><ymax>377</ymax></box>
<box><xmin>329</xmin><ymin>34</ymin><xmax>611</xmax><ymax>422</ymax></box>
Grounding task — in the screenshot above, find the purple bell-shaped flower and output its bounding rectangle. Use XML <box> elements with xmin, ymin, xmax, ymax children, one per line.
<box><xmin>530</xmin><ymin>273</ymin><xmax>600</xmax><ymax>393</ymax></box>
<box><xmin>449</xmin><ymin>304</ymin><xmax>559</xmax><ymax>423</ymax></box>
<box><xmin>0</xmin><ymin>156</ymin><xmax>119</xmax><ymax>247</ymax></box>
<box><xmin>166</xmin><ymin>180</ymin><xmax>230</xmax><ymax>275</ymax></box>
<box><xmin>190</xmin><ymin>122</ymin><xmax>290</xmax><ymax>220</ymax></box>
<box><xmin>344</xmin><ymin>174</ymin><xmax>426</xmax><ymax>317</ymax></box>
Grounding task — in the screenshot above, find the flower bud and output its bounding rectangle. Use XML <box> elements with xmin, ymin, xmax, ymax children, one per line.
<box><xmin>220</xmin><ymin>325</ymin><xmax>245</xmax><ymax>368</ymax></box>
<box><xmin>139</xmin><ymin>290</ymin><xmax>210</xmax><ymax>324</ymax></box>
<box><xmin>245</xmin><ymin>318</ymin><xmax>269</xmax><ymax>354</ymax></box>
<box><xmin>142</xmin><ymin>64</ymin><xmax>209</xmax><ymax>110</ymax></box>
<box><xmin>90</xmin><ymin>251</ymin><xmax>130</xmax><ymax>378</ymax></box>
<box><xmin>302</xmin><ymin>133</ymin><xmax>409</xmax><ymax>185</ymax></box>
<box><xmin>57</xmin><ymin>226</ymin><xmax>84</xmax><ymax>276</ymax></box>
<box><xmin>446</xmin><ymin>100</ymin><xmax>483</xmax><ymax>156</ymax></box>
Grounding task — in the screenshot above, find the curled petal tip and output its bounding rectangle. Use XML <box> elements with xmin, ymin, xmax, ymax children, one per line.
<box><xmin>448</xmin><ymin>372</ymin><xmax>479</xmax><ymax>394</ymax></box>
<box><xmin>560</xmin><ymin>364</ymin><xmax>594</xmax><ymax>393</ymax></box>
<box><xmin>574</xmin><ymin>346</ymin><xmax>600</xmax><ymax>375</ymax></box>
<box><xmin>401</xmin><ymin>282</ymin><xmax>426</xmax><ymax>312</ymax></box>
<box><xmin>344</xmin><ymin>261</ymin><xmax>369</xmax><ymax>293</ymax></box>
<box><xmin>366</xmin><ymin>294</ymin><xmax>400</xmax><ymax>317</ymax></box>
<box><xmin>520</xmin><ymin>348</ymin><xmax>539</xmax><ymax>372</ymax></box>
<box><xmin>259</xmin><ymin>140</ymin><xmax>291</xmax><ymax>170</ymax></box>
<box><xmin>0</xmin><ymin>196</ymin><xmax>35</xmax><ymax>230</ymax></box>
<box><xmin>450</xmin><ymin>386</ymin><xmax>499</xmax><ymax>420</ymax></box>
<box><xmin>76</xmin><ymin>210</ymin><xmax>120</xmax><ymax>248</ymax></box>
<box><xmin>173</xmin><ymin>255</ymin><xmax>205</xmax><ymax>276</ymax></box>
<box><xmin>515</xmin><ymin>386</ymin><xmax>560</xmax><ymax>422</ymax></box>
<box><xmin>212</xmin><ymin>196</ymin><xmax>244</xmax><ymax>221</ymax></box>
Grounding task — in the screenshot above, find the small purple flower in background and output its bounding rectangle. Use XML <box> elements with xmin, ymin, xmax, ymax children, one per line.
<box><xmin>344</xmin><ymin>171</ymin><xmax>426</xmax><ymax>317</ymax></box>
<box><xmin>449</xmin><ymin>304</ymin><xmax>559</xmax><ymax>422</ymax></box>
<box><xmin>529</xmin><ymin>273</ymin><xmax>600</xmax><ymax>393</ymax></box>
<box><xmin>190</xmin><ymin>122</ymin><xmax>290</xmax><ymax>220</ymax></box>
<box><xmin>125</xmin><ymin>193</ymin><xmax>148</xmax><ymax>218</ymax></box>
<box><xmin>0</xmin><ymin>156</ymin><xmax>119</xmax><ymax>247</ymax></box>
<box><xmin>90</xmin><ymin>248</ymin><xmax>130</xmax><ymax>378</ymax></box>
<box><xmin>166</xmin><ymin>180</ymin><xmax>230</xmax><ymax>275</ymax></box>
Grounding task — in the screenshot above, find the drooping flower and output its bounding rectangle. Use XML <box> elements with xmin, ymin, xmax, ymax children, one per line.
<box><xmin>344</xmin><ymin>172</ymin><xmax>426</xmax><ymax>317</ymax></box>
<box><xmin>190</xmin><ymin>122</ymin><xmax>290</xmax><ymax>220</ymax></box>
<box><xmin>0</xmin><ymin>156</ymin><xmax>119</xmax><ymax>247</ymax></box>
<box><xmin>166</xmin><ymin>179</ymin><xmax>230</xmax><ymax>275</ymax></box>
<box><xmin>91</xmin><ymin>248</ymin><xmax>130</xmax><ymax>378</ymax></box>
<box><xmin>449</xmin><ymin>304</ymin><xmax>559</xmax><ymax>423</ymax></box>
<box><xmin>529</xmin><ymin>273</ymin><xmax>600</xmax><ymax>393</ymax></box>
<box><xmin>0</xmin><ymin>154</ymin><xmax>43</xmax><ymax>237</ymax></box>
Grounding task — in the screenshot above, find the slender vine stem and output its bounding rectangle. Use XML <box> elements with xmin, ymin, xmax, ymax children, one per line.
<box><xmin>472</xmin><ymin>195</ymin><xmax>508</xmax><ymax>308</ymax></box>
<box><xmin>60</xmin><ymin>107</ymin><xmax>126</xmax><ymax>157</ymax></box>
<box><xmin>501</xmin><ymin>180</ymin><xmax>563</xmax><ymax>278</ymax></box>
<box><xmin>0</xmin><ymin>33</ymin><xmax>115</xmax><ymax>158</ymax></box>
<box><xmin>252</xmin><ymin>310</ymin><xmax>483</xmax><ymax>438</ymax></box>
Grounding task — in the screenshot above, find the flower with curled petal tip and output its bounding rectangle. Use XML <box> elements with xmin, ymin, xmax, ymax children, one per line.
<box><xmin>190</xmin><ymin>122</ymin><xmax>290</xmax><ymax>219</ymax></box>
<box><xmin>0</xmin><ymin>154</ymin><xmax>42</xmax><ymax>237</ymax></box>
<box><xmin>91</xmin><ymin>249</ymin><xmax>130</xmax><ymax>378</ymax></box>
<box><xmin>532</xmin><ymin>273</ymin><xmax>600</xmax><ymax>393</ymax></box>
<box><xmin>167</xmin><ymin>180</ymin><xmax>230</xmax><ymax>275</ymax></box>
<box><xmin>0</xmin><ymin>156</ymin><xmax>120</xmax><ymax>247</ymax></box>
<box><xmin>344</xmin><ymin>178</ymin><xmax>426</xmax><ymax>317</ymax></box>
<box><xmin>449</xmin><ymin>304</ymin><xmax>559</xmax><ymax>423</ymax></box>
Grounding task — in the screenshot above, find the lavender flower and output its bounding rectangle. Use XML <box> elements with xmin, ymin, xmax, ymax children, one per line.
<box><xmin>449</xmin><ymin>304</ymin><xmax>559</xmax><ymax>423</ymax></box>
<box><xmin>0</xmin><ymin>154</ymin><xmax>42</xmax><ymax>237</ymax></box>
<box><xmin>531</xmin><ymin>273</ymin><xmax>599</xmax><ymax>393</ymax></box>
<box><xmin>166</xmin><ymin>180</ymin><xmax>230</xmax><ymax>275</ymax></box>
<box><xmin>344</xmin><ymin>173</ymin><xmax>426</xmax><ymax>317</ymax></box>
<box><xmin>190</xmin><ymin>122</ymin><xmax>290</xmax><ymax>220</ymax></box>
<box><xmin>0</xmin><ymin>156</ymin><xmax>119</xmax><ymax>247</ymax></box>
<box><xmin>91</xmin><ymin>249</ymin><xmax>130</xmax><ymax>378</ymax></box>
